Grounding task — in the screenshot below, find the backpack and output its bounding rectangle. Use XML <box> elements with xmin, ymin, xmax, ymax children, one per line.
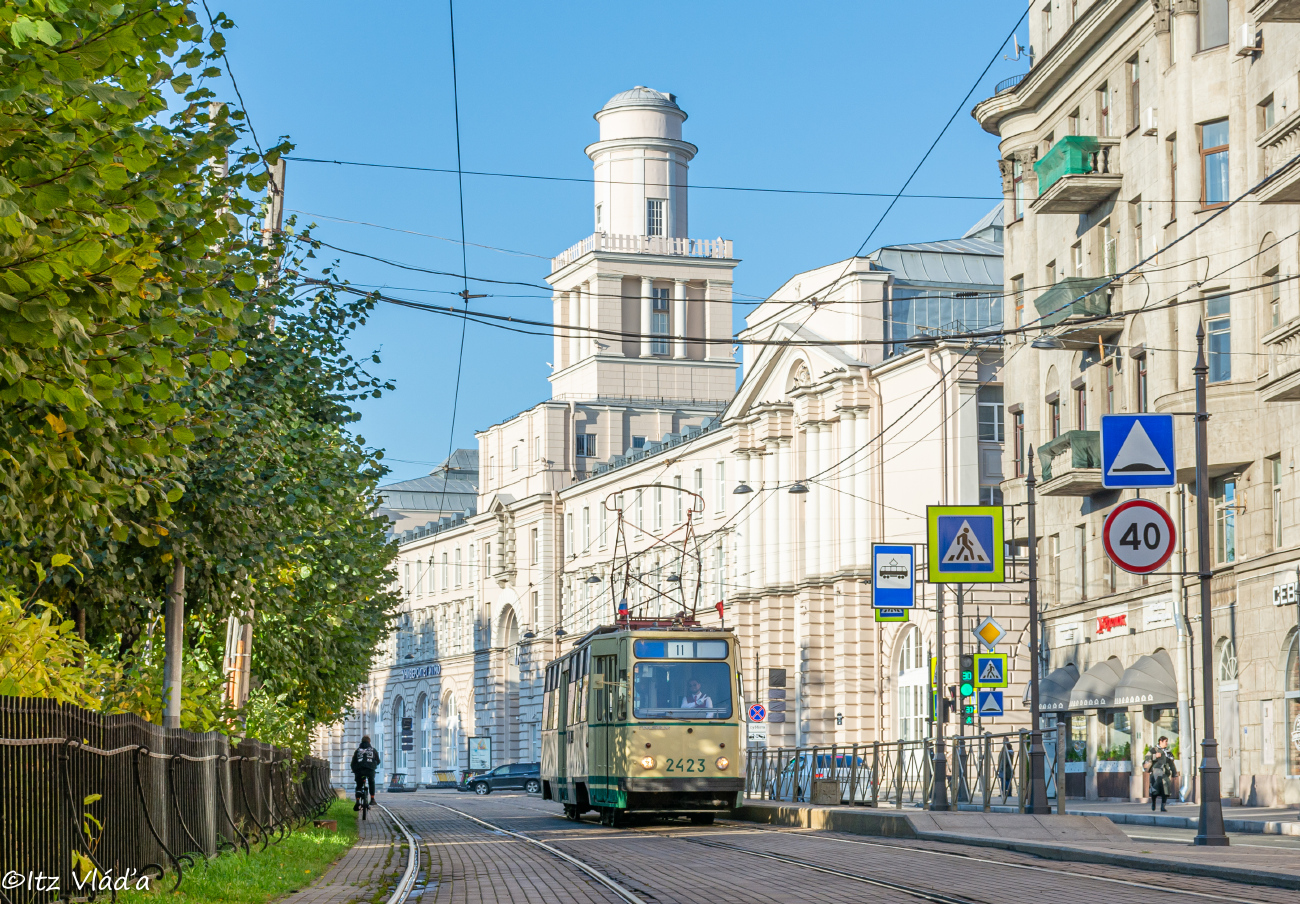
<box><xmin>355</xmin><ymin>746</ymin><xmax>377</xmax><ymax>769</ymax></box>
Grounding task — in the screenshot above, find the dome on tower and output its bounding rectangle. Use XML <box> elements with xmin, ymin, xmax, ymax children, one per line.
<box><xmin>598</xmin><ymin>86</ymin><xmax>686</xmax><ymax>119</ymax></box>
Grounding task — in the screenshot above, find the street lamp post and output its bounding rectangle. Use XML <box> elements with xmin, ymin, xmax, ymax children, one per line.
<box><xmin>1193</xmin><ymin>323</ymin><xmax>1229</xmax><ymax>846</ymax></box>
<box><xmin>1025</xmin><ymin>455</ymin><xmax>1050</xmax><ymax>813</ymax></box>
<box><xmin>932</xmin><ymin>582</ymin><xmax>950</xmax><ymax>810</ymax></box>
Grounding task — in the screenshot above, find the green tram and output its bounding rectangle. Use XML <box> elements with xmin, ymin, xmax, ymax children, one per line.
<box><xmin>540</xmin><ymin>621</ymin><xmax>744</xmax><ymax>826</ymax></box>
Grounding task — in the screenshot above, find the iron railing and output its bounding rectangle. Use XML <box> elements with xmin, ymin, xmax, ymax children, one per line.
<box><xmin>744</xmin><ymin>724</ymin><xmax>1068</xmax><ymax>813</ymax></box>
<box><xmin>0</xmin><ymin>696</ymin><xmax>334</xmax><ymax>902</ymax></box>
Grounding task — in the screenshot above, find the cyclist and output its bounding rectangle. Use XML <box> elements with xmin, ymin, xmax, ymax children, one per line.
<box><xmin>351</xmin><ymin>735</ymin><xmax>381</xmax><ymax>810</ymax></box>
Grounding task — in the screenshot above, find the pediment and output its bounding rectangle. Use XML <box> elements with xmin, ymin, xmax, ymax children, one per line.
<box><xmin>724</xmin><ymin>322</ymin><xmax>864</xmax><ymax>420</ymax></box>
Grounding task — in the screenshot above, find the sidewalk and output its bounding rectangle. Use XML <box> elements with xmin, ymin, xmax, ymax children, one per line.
<box><xmin>1062</xmin><ymin>799</ymin><xmax>1300</xmax><ymax>836</ymax></box>
<box><xmin>277</xmin><ymin>807</ymin><xmax>404</xmax><ymax>904</ymax></box>
<box><xmin>735</xmin><ymin>800</ymin><xmax>1300</xmax><ymax>890</ymax></box>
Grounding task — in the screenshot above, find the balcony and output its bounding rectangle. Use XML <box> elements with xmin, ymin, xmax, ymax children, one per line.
<box><xmin>1258</xmin><ymin>317</ymin><xmax>1300</xmax><ymax>402</ymax></box>
<box><xmin>1037</xmin><ymin>431</ymin><xmax>1103</xmax><ymax>496</ymax></box>
<box><xmin>1255</xmin><ymin>109</ymin><xmax>1300</xmax><ymax>204</ymax></box>
<box><xmin>1031</xmin><ymin>136</ymin><xmax>1122</xmax><ymax>214</ymax></box>
<box><xmin>551</xmin><ymin>232</ymin><xmax>734</xmax><ymax>273</ymax></box>
<box><xmin>1251</xmin><ymin>0</ymin><xmax>1300</xmax><ymax>22</ymax></box>
<box><xmin>1033</xmin><ymin>276</ymin><xmax>1123</xmax><ymax>347</ymax></box>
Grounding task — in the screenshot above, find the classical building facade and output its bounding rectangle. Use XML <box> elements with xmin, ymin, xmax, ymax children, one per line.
<box><xmin>315</xmin><ymin>87</ymin><xmax>1030</xmax><ymax>787</ymax></box>
<box><xmin>974</xmin><ymin>0</ymin><xmax>1300</xmax><ymax>804</ymax></box>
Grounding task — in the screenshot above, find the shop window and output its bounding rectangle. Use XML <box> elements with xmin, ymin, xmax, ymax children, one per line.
<box><xmin>1102</xmin><ymin>710</ymin><xmax>1132</xmax><ymax>761</ymax></box>
<box><xmin>1286</xmin><ymin>633</ymin><xmax>1299</xmax><ymax>777</ymax></box>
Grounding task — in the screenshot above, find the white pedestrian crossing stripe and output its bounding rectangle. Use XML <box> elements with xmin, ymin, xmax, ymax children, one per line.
<box><xmin>941</xmin><ymin>520</ymin><xmax>990</xmax><ymax>564</ymax></box>
<box><xmin>1107</xmin><ymin>421</ymin><xmax>1171</xmax><ymax>476</ymax></box>
<box><xmin>979</xmin><ymin>659</ymin><xmax>1003</xmax><ymax>682</ymax></box>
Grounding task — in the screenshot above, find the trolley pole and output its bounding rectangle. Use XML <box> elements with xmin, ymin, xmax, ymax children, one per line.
<box><xmin>1193</xmin><ymin>323</ymin><xmax>1229</xmax><ymax>846</ymax></box>
<box><xmin>1025</xmin><ymin>456</ymin><xmax>1050</xmax><ymax>814</ymax></box>
<box><xmin>932</xmin><ymin>582</ymin><xmax>950</xmax><ymax>811</ymax></box>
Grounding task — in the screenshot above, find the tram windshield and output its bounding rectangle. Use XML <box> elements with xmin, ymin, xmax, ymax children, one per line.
<box><xmin>632</xmin><ymin>661</ymin><xmax>733</xmax><ymax>720</ymax></box>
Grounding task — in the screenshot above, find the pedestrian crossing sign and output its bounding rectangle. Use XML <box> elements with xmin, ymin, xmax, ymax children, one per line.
<box><xmin>973</xmin><ymin>652</ymin><xmax>1007</xmax><ymax>688</ymax></box>
<box><xmin>927</xmin><ymin>506</ymin><xmax>1005</xmax><ymax>583</ymax></box>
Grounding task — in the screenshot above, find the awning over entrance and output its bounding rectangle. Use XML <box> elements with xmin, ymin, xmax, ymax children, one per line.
<box><xmin>1068</xmin><ymin>658</ymin><xmax>1125</xmax><ymax>710</ymax></box>
<box><xmin>1112</xmin><ymin>650</ymin><xmax>1178</xmax><ymax>708</ymax></box>
<box><xmin>1024</xmin><ymin>663</ymin><xmax>1080</xmax><ymax>712</ymax></box>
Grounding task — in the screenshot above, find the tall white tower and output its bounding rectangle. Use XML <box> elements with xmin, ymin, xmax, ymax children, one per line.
<box><xmin>547</xmin><ymin>87</ymin><xmax>737</xmax><ymax>408</ymax></box>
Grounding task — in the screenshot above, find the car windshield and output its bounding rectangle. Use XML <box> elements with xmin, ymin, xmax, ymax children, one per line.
<box><xmin>633</xmin><ymin>661</ymin><xmax>732</xmax><ymax>720</ymax></box>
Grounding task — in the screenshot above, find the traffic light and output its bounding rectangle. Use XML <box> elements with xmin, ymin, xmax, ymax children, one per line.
<box><xmin>959</xmin><ymin>655</ymin><xmax>976</xmax><ymax>725</ymax></box>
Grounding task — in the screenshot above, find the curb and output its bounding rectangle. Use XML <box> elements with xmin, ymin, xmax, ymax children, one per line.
<box><xmin>1065</xmin><ymin>807</ymin><xmax>1300</xmax><ymax>837</ymax></box>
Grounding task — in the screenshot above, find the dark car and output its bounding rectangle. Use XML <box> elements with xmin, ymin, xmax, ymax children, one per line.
<box><xmin>469</xmin><ymin>762</ymin><xmax>541</xmax><ymax>795</ymax></box>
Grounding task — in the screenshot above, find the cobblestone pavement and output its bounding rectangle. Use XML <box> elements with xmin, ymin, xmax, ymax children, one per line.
<box><xmin>277</xmin><ymin>806</ymin><xmax>403</xmax><ymax>904</ymax></box>
<box><xmin>381</xmin><ymin>791</ymin><xmax>1300</xmax><ymax>904</ymax></box>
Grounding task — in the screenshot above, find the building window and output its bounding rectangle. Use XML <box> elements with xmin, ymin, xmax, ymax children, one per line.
<box><xmin>1261</xmin><ymin>95</ymin><xmax>1277</xmax><ymax>134</ymax></box>
<box><xmin>651</xmin><ymin>287</ymin><xmax>670</xmax><ymax>355</ymax></box>
<box><xmin>897</xmin><ymin>626</ymin><xmax>928</xmax><ymax>741</ymax></box>
<box><xmin>582</xmin><ymin>506</ymin><xmax>590</xmax><ymax>550</ymax></box>
<box><xmin>1012</xmin><ymin>158</ymin><xmax>1026</xmax><ymax>220</ymax></box>
<box><xmin>1048</xmin><ymin>534</ymin><xmax>1061</xmax><ymax>605</ymax></box>
<box><xmin>441</xmin><ymin>553</ymin><xmax>449</xmax><ymax>591</ymax></box>
<box><xmin>1075</xmin><ymin>525</ymin><xmax>1088</xmax><ymax>601</ymax></box>
<box><xmin>630</xmin><ymin>436</ymin><xmax>646</xmax><ymax>451</ymax></box>
<box><xmin>1131</xmin><ymin>199</ymin><xmax>1144</xmax><ymax>264</ymax></box>
<box><xmin>1267</xmin><ymin>267</ymin><xmax>1281</xmax><ymax>329</ymax></box>
<box><xmin>1104</xmin><ymin>362</ymin><xmax>1115</xmax><ymax>415</ymax></box>
<box><xmin>595</xmin><ymin>203</ymin><xmax>602</xmax><ymax>231</ymax></box>
<box><xmin>1213</xmin><ymin>475</ymin><xmax>1237</xmax><ymax>563</ymax></box>
<box><xmin>978</xmin><ymin>386</ymin><xmax>1004</xmax><ymax>441</ymax></box>
<box><xmin>1045</xmin><ymin>259</ymin><xmax>1057</xmax><ymax>288</ymax></box>
<box><xmin>511</xmin><ymin>445</ymin><xmax>519</xmax><ymax>470</ymax></box>
<box><xmin>674</xmin><ymin>475</ymin><xmax>683</xmax><ymax>523</ymax></box>
<box><xmin>1286</xmin><ymin>633</ymin><xmax>1300</xmax><ymax>777</ymax></box>
<box><xmin>599</xmin><ymin>505</ymin><xmax>608</xmax><ymax>548</ymax></box>
<box><xmin>1168</xmin><ymin>136</ymin><xmax>1178</xmax><ymax>222</ymax></box>
<box><xmin>1074</xmin><ymin>383</ymin><xmax>1087</xmax><ymax>430</ymax></box>
<box><xmin>1012</xmin><ymin>275</ymin><xmax>1025</xmax><ymax>327</ymax></box>
<box><xmin>654</xmin><ymin>485</ymin><xmax>663</xmax><ymax>530</ymax></box>
<box><xmin>1199</xmin><ymin>0</ymin><xmax>1229</xmax><ymax>50</ymax></box>
<box><xmin>715</xmin><ymin>461</ymin><xmax>726</xmax><ymax>513</ymax></box>
<box><xmin>576</xmin><ymin>433</ymin><xmax>596</xmax><ymax>458</ymax></box>
<box><xmin>1013</xmin><ymin>410</ymin><xmax>1025</xmax><ymax>477</ymax></box>
<box><xmin>646</xmin><ymin>199</ymin><xmax>665</xmax><ymax>237</ymax></box>
<box><xmin>1200</xmin><ymin>119</ymin><xmax>1229</xmax><ymax>207</ymax></box>
<box><xmin>1072</xmin><ymin>241</ymin><xmax>1084</xmax><ymax>278</ymax></box>
<box><xmin>1128</xmin><ymin>58</ymin><xmax>1141</xmax><ymax>133</ymax></box>
<box><xmin>1136</xmin><ymin>353</ymin><xmax>1149</xmax><ymax>412</ymax></box>
<box><xmin>635</xmin><ymin>490</ymin><xmax>643</xmax><ymax>530</ymax></box>
<box><xmin>1272</xmin><ymin>455</ymin><xmax>1283</xmax><ymax>549</ymax></box>
<box><xmin>1068</xmin><ymin>108</ymin><xmax>1080</xmax><ymax>137</ymax></box>
<box><xmin>1049</xmin><ymin>398</ymin><xmax>1061</xmax><ymax>439</ymax></box>
<box><xmin>980</xmin><ymin>486</ymin><xmax>1004</xmax><ymax>506</ymax></box>
<box><xmin>404</xmin><ymin>563</ymin><xmax>411</xmax><ymax>596</ymax></box>
<box><xmin>1042</xmin><ymin>2</ymin><xmax>1053</xmax><ymax>49</ymax></box>
<box><xmin>1102</xmin><ymin>219</ymin><xmax>1116</xmax><ymax>275</ymax></box>
<box><xmin>531</xmin><ymin>527</ymin><xmax>539</xmax><ymax>565</ymax></box>
<box><xmin>428</xmin><ymin>557</ymin><xmax>436</xmax><ymax>595</ymax></box>
<box><xmin>454</xmin><ymin>547</ymin><xmax>462</xmax><ymax>587</ymax></box>
<box><xmin>1207</xmin><ymin>295</ymin><xmax>1231</xmax><ymax>382</ymax></box>
<box><xmin>468</xmin><ymin>546</ymin><xmax>476</xmax><ymax>586</ymax></box>
<box><xmin>1097</xmin><ymin>82</ymin><xmax>1111</xmax><ymax>138</ymax></box>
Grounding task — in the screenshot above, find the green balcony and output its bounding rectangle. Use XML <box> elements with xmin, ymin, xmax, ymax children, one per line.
<box><xmin>1037</xmin><ymin>430</ymin><xmax>1103</xmax><ymax>496</ymax></box>
<box><xmin>1032</xmin><ymin>136</ymin><xmax>1122</xmax><ymax>213</ymax></box>
<box><xmin>1033</xmin><ymin>276</ymin><xmax>1122</xmax><ymax>347</ymax></box>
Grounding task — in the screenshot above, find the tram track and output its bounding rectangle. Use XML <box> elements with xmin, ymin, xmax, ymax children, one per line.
<box><xmin>406</xmin><ymin>798</ymin><xmax>1284</xmax><ymax>904</ymax></box>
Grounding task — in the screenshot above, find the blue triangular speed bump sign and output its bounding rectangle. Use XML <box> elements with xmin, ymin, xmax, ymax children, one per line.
<box><xmin>977</xmin><ymin>689</ymin><xmax>1004</xmax><ymax>718</ymax></box>
<box><xmin>1101</xmin><ymin>414</ymin><xmax>1175</xmax><ymax>489</ymax></box>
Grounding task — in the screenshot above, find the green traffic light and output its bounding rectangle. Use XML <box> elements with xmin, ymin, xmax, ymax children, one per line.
<box><xmin>960</xmin><ymin>682</ymin><xmax>974</xmax><ymax>696</ymax></box>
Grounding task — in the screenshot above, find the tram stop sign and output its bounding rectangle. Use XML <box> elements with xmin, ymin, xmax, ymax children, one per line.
<box><xmin>1103</xmin><ymin>498</ymin><xmax>1176</xmax><ymax>574</ymax></box>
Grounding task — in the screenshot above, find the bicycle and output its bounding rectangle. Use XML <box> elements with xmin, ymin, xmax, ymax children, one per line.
<box><xmin>355</xmin><ymin>775</ymin><xmax>372</xmax><ymax>821</ymax></box>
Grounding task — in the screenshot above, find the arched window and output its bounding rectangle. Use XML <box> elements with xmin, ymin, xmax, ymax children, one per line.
<box><xmin>417</xmin><ymin>693</ymin><xmax>431</xmax><ymax>779</ymax></box>
<box><xmin>897</xmin><ymin>627</ymin><xmax>928</xmax><ymax>741</ymax></box>
<box><xmin>392</xmin><ymin>696</ymin><xmax>407</xmax><ymax>775</ymax></box>
<box><xmin>441</xmin><ymin>690</ymin><xmax>461</xmax><ymax>769</ymax></box>
<box><xmin>1286</xmin><ymin>632</ymin><xmax>1299</xmax><ymax>778</ymax></box>
<box><xmin>1217</xmin><ymin>638</ymin><xmax>1238</xmax><ymax>684</ymax></box>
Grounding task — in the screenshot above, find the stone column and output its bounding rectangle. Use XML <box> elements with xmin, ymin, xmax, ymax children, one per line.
<box><xmin>854</xmin><ymin>407</ymin><xmax>871</xmax><ymax>568</ymax></box>
<box><xmin>806</xmin><ymin>425</ymin><xmax>821</xmax><ymax>580</ymax></box>
<box><xmin>1086</xmin><ymin>712</ymin><xmax>1100</xmax><ymax>800</ymax></box>
<box><xmin>640</xmin><ymin>277</ymin><xmax>654</xmax><ymax>358</ymax></box>
<box><xmin>839</xmin><ymin>412</ymin><xmax>856</xmax><ymax>571</ymax></box>
<box><xmin>568</xmin><ymin>290</ymin><xmax>581</xmax><ymax>367</ymax></box>
<box><xmin>820</xmin><ymin>419</ymin><xmax>835</xmax><ymax>578</ymax></box>
<box><xmin>673</xmin><ymin>279</ymin><xmax>688</xmax><ymax>359</ymax></box>
<box><xmin>578</xmin><ymin>282</ymin><xmax>590</xmax><ymax>361</ymax></box>
<box><xmin>747</xmin><ymin>451</ymin><xmax>762</xmax><ymax>593</ymax></box>
<box><xmin>704</xmin><ymin>280</ymin><xmax>732</xmax><ymax>361</ymax></box>
<box><xmin>764</xmin><ymin>442</ymin><xmax>780</xmax><ymax>589</ymax></box>
<box><xmin>553</xmin><ymin>291</ymin><xmax>567</xmax><ymax>370</ymax></box>
<box><xmin>778</xmin><ymin>437</ymin><xmax>793</xmax><ymax>587</ymax></box>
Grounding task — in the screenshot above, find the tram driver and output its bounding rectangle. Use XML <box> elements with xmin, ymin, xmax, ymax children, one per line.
<box><xmin>680</xmin><ymin>679</ymin><xmax>714</xmax><ymax>710</ymax></box>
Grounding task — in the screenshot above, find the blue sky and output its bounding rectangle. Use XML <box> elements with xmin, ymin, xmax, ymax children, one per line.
<box><xmin>215</xmin><ymin>0</ymin><xmax>1028</xmax><ymax>483</ymax></box>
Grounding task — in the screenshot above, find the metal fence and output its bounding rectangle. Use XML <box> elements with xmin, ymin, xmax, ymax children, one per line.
<box><xmin>745</xmin><ymin>724</ymin><xmax>1068</xmax><ymax>813</ymax></box>
<box><xmin>0</xmin><ymin>696</ymin><xmax>334</xmax><ymax>902</ymax></box>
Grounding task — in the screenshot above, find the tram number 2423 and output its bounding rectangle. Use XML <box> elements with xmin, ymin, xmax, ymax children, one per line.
<box><xmin>665</xmin><ymin>757</ymin><xmax>708</xmax><ymax>773</ymax></box>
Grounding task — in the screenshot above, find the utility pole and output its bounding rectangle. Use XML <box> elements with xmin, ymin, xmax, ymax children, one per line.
<box><xmin>1193</xmin><ymin>323</ymin><xmax>1229</xmax><ymax>845</ymax></box>
<box><xmin>1025</xmin><ymin>455</ymin><xmax>1050</xmax><ymax>813</ymax></box>
<box><xmin>162</xmin><ymin>561</ymin><xmax>185</xmax><ymax>729</ymax></box>
<box><xmin>932</xmin><ymin>582</ymin><xmax>950</xmax><ymax>810</ymax></box>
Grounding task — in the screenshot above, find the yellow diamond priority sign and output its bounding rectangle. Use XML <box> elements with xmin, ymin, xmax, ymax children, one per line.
<box><xmin>974</xmin><ymin>616</ymin><xmax>1005</xmax><ymax>650</ymax></box>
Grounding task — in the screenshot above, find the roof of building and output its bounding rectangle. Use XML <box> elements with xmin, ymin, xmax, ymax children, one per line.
<box><xmin>599</xmin><ymin>86</ymin><xmax>685</xmax><ymax>118</ymax></box>
<box><xmin>865</xmin><ymin>236</ymin><xmax>1003</xmax><ymax>289</ymax></box>
<box><xmin>963</xmin><ymin>204</ymin><xmax>1004</xmax><ymax>239</ymax></box>
<box><xmin>377</xmin><ymin>449</ymin><xmax>479</xmax><ymax>515</ymax></box>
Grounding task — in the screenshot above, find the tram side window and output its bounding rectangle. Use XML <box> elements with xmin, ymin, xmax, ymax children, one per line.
<box><xmin>592</xmin><ymin>655</ymin><xmax>622</xmax><ymax>723</ymax></box>
<box><xmin>633</xmin><ymin>660</ymin><xmax>733</xmax><ymax>720</ymax></box>
<box><xmin>543</xmin><ymin>664</ymin><xmax>556</xmax><ymax>730</ymax></box>
<box><xmin>570</xmin><ymin>650</ymin><xmax>590</xmax><ymax>723</ymax></box>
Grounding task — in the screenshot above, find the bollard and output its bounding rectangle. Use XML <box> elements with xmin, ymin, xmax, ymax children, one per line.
<box><xmin>981</xmin><ymin>733</ymin><xmax>992</xmax><ymax>812</ymax></box>
<box><xmin>871</xmin><ymin>742</ymin><xmax>880</xmax><ymax>808</ymax></box>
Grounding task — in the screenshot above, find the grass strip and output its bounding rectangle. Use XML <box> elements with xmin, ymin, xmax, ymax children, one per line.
<box><xmin>118</xmin><ymin>798</ymin><xmax>359</xmax><ymax>904</ymax></box>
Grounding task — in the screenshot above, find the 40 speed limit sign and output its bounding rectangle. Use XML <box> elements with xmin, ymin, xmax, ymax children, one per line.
<box><xmin>1103</xmin><ymin>498</ymin><xmax>1176</xmax><ymax>574</ymax></box>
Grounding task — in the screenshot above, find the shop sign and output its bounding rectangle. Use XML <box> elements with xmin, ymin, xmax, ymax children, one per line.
<box><xmin>1095</xmin><ymin>606</ymin><xmax>1129</xmax><ymax>638</ymax></box>
<box><xmin>1143</xmin><ymin>597</ymin><xmax>1174</xmax><ymax>630</ymax></box>
<box><xmin>399</xmin><ymin>663</ymin><xmax>442</xmax><ymax>680</ymax></box>
<box><xmin>1273</xmin><ymin>579</ymin><xmax>1298</xmax><ymax>607</ymax></box>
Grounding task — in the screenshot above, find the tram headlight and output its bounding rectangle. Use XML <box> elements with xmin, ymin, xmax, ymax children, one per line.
<box><xmin>640</xmin><ymin>756</ymin><xmax>656</xmax><ymax>769</ymax></box>
<box><xmin>715</xmin><ymin>757</ymin><xmax>730</xmax><ymax>770</ymax></box>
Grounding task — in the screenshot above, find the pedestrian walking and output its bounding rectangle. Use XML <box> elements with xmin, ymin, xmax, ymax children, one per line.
<box><xmin>1143</xmin><ymin>735</ymin><xmax>1178</xmax><ymax>812</ymax></box>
